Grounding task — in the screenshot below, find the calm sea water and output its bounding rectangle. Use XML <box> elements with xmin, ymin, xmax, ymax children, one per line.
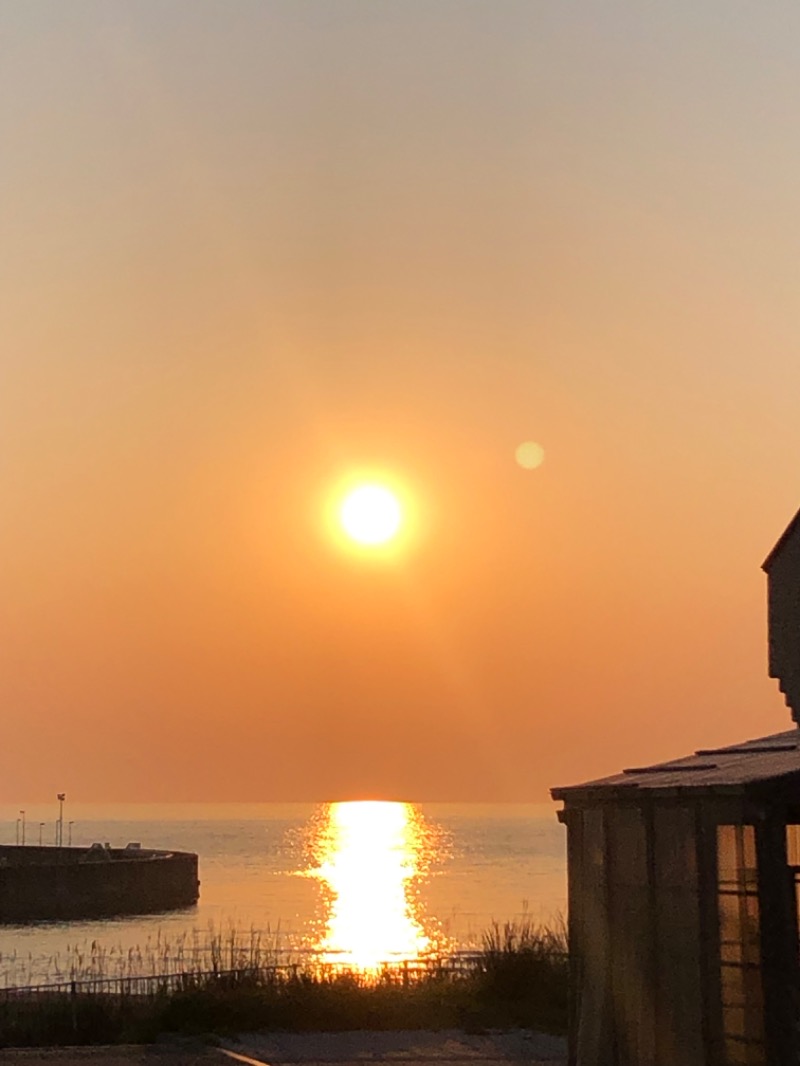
<box><xmin>0</xmin><ymin>803</ymin><xmax>566</xmax><ymax>986</ymax></box>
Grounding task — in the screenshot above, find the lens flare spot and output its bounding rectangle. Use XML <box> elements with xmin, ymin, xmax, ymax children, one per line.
<box><xmin>515</xmin><ymin>441</ymin><xmax>545</xmax><ymax>470</ymax></box>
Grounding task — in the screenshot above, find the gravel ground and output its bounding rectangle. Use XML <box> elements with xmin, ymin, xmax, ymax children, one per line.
<box><xmin>0</xmin><ymin>1030</ymin><xmax>567</xmax><ymax>1066</ymax></box>
<box><xmin>224</xmin><ymin>1030</ymin><xmax>567</xmax><ymax>1066</ymax></box>
<box><xmin>0</xmin><ymin>1049</ymin><xmax>211</xmax><ymax>1066</ymax></box>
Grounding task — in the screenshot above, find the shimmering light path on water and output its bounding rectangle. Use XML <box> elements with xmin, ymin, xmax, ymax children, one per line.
<box><xmin>0</xmin><ymin>803</ymin><xmax>565</xmax><ymax>985</ymax></box>
<box><xmin>308</xmin><ymin>802</ymin><xmax>436</xmax><ymax>968</ymax></box>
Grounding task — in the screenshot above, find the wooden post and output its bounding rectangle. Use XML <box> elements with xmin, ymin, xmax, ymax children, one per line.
<box><xmin>755</xmin><ymin>813</ymin><xmax>798</xmax><ymax>1065</ymax></box>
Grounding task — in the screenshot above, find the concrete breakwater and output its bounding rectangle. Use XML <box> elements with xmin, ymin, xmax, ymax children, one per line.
<box><xmin>0</xmin><ymin>844</ymin><xmax>199</xmax><ymax>922</ymax></box>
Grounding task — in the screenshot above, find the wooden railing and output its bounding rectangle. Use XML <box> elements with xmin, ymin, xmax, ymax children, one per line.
<box><xmin>0</xmin><ymin>954</ymin><xmax>498</xmax><ymax>999</ymax></box>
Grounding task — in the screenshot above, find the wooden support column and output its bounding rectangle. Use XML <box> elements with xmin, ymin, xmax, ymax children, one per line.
<box><xmin>755</xmin><ymin>815</ymin><xmax>798</xmax><ymax>1066</ymax></box>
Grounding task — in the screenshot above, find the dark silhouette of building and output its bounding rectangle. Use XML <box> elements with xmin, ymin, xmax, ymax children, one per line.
<box><xmin>551</xmin><ymin>508</ymin><xmax>800</xmax><ymax>1066</ymax></box>
<box><xmin>764</xmin><ymin>505</ymin><xmax>800</xmax><ymax>725</ymax></box>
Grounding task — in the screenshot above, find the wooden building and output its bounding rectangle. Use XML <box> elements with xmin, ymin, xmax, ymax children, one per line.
<box><xmin>551</xmin><ymin>509</ymin><xmax>800</xmax><ymax>1066</ymax></box>
<box><xmin>764</xmin><ymin>505</ymin><xmax>800</xmax><ymax>725</ymax></box>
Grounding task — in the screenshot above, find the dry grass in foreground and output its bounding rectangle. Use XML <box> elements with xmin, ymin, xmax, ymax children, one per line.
<box><xmin>0</xmin><ymin>920</ymin><xmax>568</xmax><ymax>1047</ymax></box>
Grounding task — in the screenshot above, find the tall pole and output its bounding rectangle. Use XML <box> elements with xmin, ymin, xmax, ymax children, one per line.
<box><xmin>57</xmin><ymin>793</ymin><xmax>65</xmax><ymax>847</ymax></box>
<box><xmin>68</xmin><ymin>821</ymin><xmax>74</xmax><ymax>846</ymax></box>
<box><xmin>39</xmin><ymin>822</ymin><xmax>44</xmax><ymax>846</ymax></box>
<box><xmin>20</xmin><ymin>810</ymin><xmax>25</xmax><ymax>846</ymax></box>
<box><xmin>15</xmin><ymin>819</ymin><xmax>19</xmax><ymax>845</ymax></box>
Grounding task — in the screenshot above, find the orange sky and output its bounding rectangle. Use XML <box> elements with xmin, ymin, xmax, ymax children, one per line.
<box><xmin>3</xmin><ymin>2</ymin><xmax>800</xmax><ymax>802</ymax></box>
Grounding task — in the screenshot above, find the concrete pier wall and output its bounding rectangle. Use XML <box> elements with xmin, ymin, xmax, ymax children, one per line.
<box><xmin>0</xmin><ymin>845</ymin><xmax>199</xmax><ymax>921</ymax></box>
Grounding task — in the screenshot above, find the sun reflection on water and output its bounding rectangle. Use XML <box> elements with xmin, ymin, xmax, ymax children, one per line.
<box><xmin>308</xmin><ymin>801</ymin><xmax>440</xmax><ymax>970</ymax></box>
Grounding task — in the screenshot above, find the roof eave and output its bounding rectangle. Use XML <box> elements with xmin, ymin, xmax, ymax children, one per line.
<box><xmin>552</xmin><ymin>782</ymin><xmax>746</xmax><ymax>803</ymax></box>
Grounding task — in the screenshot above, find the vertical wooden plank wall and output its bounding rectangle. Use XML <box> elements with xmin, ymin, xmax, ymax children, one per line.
<box><xmin>565</xmin><ymin>810</ymin><xmax>582</xmax><ymax>1066</ymax></box>
<box><xmin>755</xmin><ymin>818</ymin><xmax>797</xmax><ymax>1065</ymax></box>
<box><xmin>653</xmin><ymin>805</ymin><xmax>705</xmax><ymax>1066</ymax></box>
<box><xmin>574</xmin><ymin>807</ymin><xmax>614</xmax><ymax>1065</ymax></box>
<box><xmin>606</xmin><ymin>805</ymin><xmax>656</xmax><ymax>1066</ymax></box>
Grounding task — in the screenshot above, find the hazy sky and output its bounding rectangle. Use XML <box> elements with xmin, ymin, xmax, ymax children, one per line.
<box><xmin>3</xmin><ymin>2</ymin><xmax>800</xmax><ymax>803</ymax></box>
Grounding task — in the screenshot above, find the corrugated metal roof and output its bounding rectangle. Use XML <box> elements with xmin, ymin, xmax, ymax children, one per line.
<box><xmin>551</xmin><ymin>729</ymin><xmax>800</xmax><ymax>798</ymax></box>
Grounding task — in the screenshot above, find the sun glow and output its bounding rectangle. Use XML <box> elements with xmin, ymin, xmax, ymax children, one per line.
<box><xmin>338</xmin><ymin>484</ymin><xmax>403</xmax><ymax>546</ymax></box>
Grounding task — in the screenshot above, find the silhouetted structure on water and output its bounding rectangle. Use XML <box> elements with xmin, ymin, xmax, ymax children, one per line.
<box><xmin>552</xmin><ymin>506</ymin><xmax>800</xmax><ymax>1066</ymax></box>
<box><xmin>0</xmin><ymin>843</ymin><xmax>199</xmax><ymax>921</ymax></box>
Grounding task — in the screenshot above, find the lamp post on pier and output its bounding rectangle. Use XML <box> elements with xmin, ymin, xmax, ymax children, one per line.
<box><xmin>19</xmin><ymin>810</ymin><xmax>25</xmax><ymax>846</ymax></box>
<box><xmin>57</xmin><ymin>793</ymin><xmax>66</xmax><ymax>847</ymax></box>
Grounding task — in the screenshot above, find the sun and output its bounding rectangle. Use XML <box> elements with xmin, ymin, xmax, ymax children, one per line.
<box><xmin>339</xmin><ymin>484</ymin><xmax>403</xmax><ymax>546</ymax></box>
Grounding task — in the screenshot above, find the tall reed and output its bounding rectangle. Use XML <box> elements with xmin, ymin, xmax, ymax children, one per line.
<box><xmin>0</xmin><ymin>919</ymin><xmax>569</xmax><ymax>1046</ymax></box>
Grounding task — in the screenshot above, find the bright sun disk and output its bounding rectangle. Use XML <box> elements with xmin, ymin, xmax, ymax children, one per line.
<box><xmin>339</xmin><ymin>484</ymin><xmax>402</xmax><ymax>546</ymax></box>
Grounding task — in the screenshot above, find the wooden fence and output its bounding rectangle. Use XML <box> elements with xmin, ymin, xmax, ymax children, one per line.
<box><xmin>0</xmin><ymin>953</ymin><xmax>491</xmax><ymax>1000</ymax></box>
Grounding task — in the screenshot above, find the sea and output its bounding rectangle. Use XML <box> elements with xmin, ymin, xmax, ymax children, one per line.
<box><xmin>0</xmin><ymin>803</ymin><xmax>566</xmax><ymax>987</ymax></box>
